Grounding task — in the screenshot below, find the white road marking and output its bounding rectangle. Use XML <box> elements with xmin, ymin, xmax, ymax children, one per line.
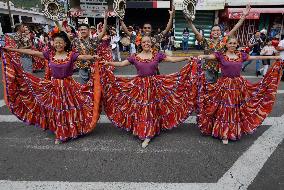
<box><xmin>216</xmin><ymin>115</ymin><xmax>284</xmax><ymax>190</ymax></box>
<box><xmin>0</xmin><ymin>181</ymin><xmax>214</xmax><ymax>190</ymax></box>
<box><xmin>0</xmin><ymin>115</ymin><xmax>283</xmax><ymax>190</ymax></box>
<box><xmin>0</xmin><ymin>114</ymin><xmax>277</xmax><ymax>126</ymax></box>
<box><xmin>0</xmin><ymin>114</ymin><xmax>197</xmax><ymax>124</ymax></box>
<box><xmin>0</xmin><ymin>99</ymin><xmax>5</xmax><ymax>108</ymax></box>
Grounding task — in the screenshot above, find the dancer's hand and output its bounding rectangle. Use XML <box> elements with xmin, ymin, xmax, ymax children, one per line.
<box><xmin>93</xmin><ymin>55</ymin><xmax>100</xmax><ymax>60</ymax></box>
<box><xmin>3</xmin><ymin>47</ymin><xmax>10</xmax><ymax>50</ymax></box>
<box><xmin>169</xmin><ymin>5</ymin><xmax>175</xmax><ymax>17</ymax></box>
<box><xmin>242</xmin><ymin>4</ymin><xmax>251</xmax><ymax>17</ymax></box>
<box><xmin>198</xmin><ymin>55</ymin><xmax>205</xmax><ymax>60</ymax></box>
<box><xmin>186</xmin><ymin>57</ymin><xmax>194</xmax><ymax>61</ymax></box>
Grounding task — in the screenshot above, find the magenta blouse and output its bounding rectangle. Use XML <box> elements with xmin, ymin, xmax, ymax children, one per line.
<box><xmin>214</xmin><ymin>51</ymin><xmax>249</xmax><ymax>78</ymax></box>
<box><xmin>43</xmin><ymin>51</ymin><xmax>79</xmax><ymax>79</ymax></box>
<box><xmin>127</xmin><ymin>52</ymin><xmax>166</xmax><ymax>76</ymax></box>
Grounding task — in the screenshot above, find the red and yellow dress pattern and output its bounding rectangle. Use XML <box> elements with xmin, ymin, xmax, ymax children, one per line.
<box><xmin>197</xmin><ymin>51</ymin><xmax>283</xmax><ymax>140</ymax></box>
<box><xmin>1</xmin><ymin>49</ymin><xmax>101</xmax><ymax>142</ymax></box>
<box><xmin>100</xmin><ymin>53</ymin><xmax>199</xmax><ymax>140</ymax></box>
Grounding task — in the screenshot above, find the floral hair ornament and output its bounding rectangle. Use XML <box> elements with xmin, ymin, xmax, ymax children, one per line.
<box><xmin>41</xmin><ymin>0</ymin><xmax>66</xmax><ymax>21</ymax></box>
<box><xmin>182</xmin><ymin>0</ymin><xmax>197</xmax><ymax>21</ymax></box>
<box><xmin>113</xmin><ymin>0</ymin><xmax>126</xmax><ymax>20</ymax></box>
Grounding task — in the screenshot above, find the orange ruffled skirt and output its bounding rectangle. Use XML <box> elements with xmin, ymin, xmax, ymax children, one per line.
<box><xmin>100</xmin><ymin>61</ymin><xmax>199</xmax><ymax>140</ymax></box>
<box><xmin>1</xmin><ymin>50</ymin><xmax>101</xmax><ymax>142</ymax></box>
<box><xmin>197</xmin><ymin>61</ymin><xmax>283</xmax><ymax>140</ymax></box>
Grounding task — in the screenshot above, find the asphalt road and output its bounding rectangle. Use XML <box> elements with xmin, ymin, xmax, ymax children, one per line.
<box><xmin>0</xmin><ymin>57</ymin><xmax>283</xmax><ymax>190</ymax></box>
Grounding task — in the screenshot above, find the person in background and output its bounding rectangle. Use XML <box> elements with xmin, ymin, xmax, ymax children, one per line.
<box><xmin>182</xmin><ymin>27</ymin><xmax>190</xmax><ymax>51</ymax></box>
<box><xmin>72</xmin><ymin>11</ymin><xmax>108</xmax><ymax>84</ymax></box>
<box><xmin>242</xmin><ymin>31</ymin><xmax>263</xmax><ymax>76</ymax></box>
<box><xmin>90</xmin><ymin>26</ymin><xmax>97</xmax><ymax>39</ymax></box>
<box><xmin>259</xmin><ymin>38</ymin><xmax>278</xmax><ymax>76</ymax></box>
<box><xmin>120</xmin><ymin>6</ymin><xmax>174</xmax><ymax>53</ymax></box>
<box><xmin>13</xmin><ymin>23</ymin><xmax>33</xmax><ymax>73</ymax></box>
<box><xmin>110</xmin><ymin>28</ymin><xmax>121</xmax><ymax>61</ymax></box>
<box><xmin>128</xmin><ymin>26</ymin><xmax>136</xmax><ymax>54</ymax></box>
<box><xmin>186</xmin><ymin>4</ymin><xmax>251</xmax><ymax>83</ymax></box>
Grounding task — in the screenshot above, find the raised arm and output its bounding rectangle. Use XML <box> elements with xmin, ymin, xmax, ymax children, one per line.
<box><xmin>227</xmin><ymin>4</ymin><xmax>251</xmax><ymax>36</ymax></box>
<box><xmin>104</xmin><ymin>60</ymin><xmax>131</xmax><ymax>67</ymax></box>
<box><xmin>54</xmin><ymin>20</ymin><xmax>63</xmax><ymax>32</ymax></box>
<box><xmin>164</xmin><ymin>56</ymin><xmax>190</xmax><ymax>63</ymax></box>
<box><xmin>3</xmin><ymin>47</ymin><xmax>44</xmax><ymax>58</ymax></box>
<box><xmin>120</xmin><ymin>20</ymin><xmax>132</xmax><ymax>37</ymax></box>
<box><xmin>186</xmin><ymin>19</ymin><xmax>203</xmax><ymax>42</ymax></box>
<box><xmin>97</xmin><ymin>10</ymin><xmax>109</xmax><ymax>41</ymax></box>
<box><xmin>161</xmin><ymin>6</ymin><xmax>175</xmax><ymax>36</ymax></box>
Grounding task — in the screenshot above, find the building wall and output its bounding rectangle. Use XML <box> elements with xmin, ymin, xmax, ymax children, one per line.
<box><xmin>0</xmin><ymin>1</ymin><xmax>53</xmax><ymax>33</ymax></box>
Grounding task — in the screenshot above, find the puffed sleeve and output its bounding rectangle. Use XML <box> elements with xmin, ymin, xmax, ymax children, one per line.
<box><xmin>241</xmin><ymin>52</ymin><xmax>249</xmax><ymax>62</ymax></box>
<box><xmin>213</xmin><ymin>52</ymin><xmax>222</xmax><ymax>61</ymax></box>
<box><xmin>42</xmin><ymin>50</ymin><xmax>50</xmax><ymax>60</ymax></box>
<box><xmin>71</xmin><ymin>51</ymin><xmax>80</xmax><ymax>63</ymax></box>
<box><xmin>127</xmin><ymin>55</ymin><xmax>136</xmax><ymax>65</ymax></box>
<box><xmin>157</xmin><ymin>52</ymin><xmax>166</xmax><ymax>62</ymax></box>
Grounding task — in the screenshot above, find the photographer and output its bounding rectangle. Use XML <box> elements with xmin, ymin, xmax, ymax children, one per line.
<box><xmin>242</xmin><ymin>31</ymin><xmax>263</xmax><ymax>76</ymax></box>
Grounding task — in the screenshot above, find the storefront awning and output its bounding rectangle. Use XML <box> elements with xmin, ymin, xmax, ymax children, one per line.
<box><xmin>225</xmin><ymin>8</ymin><xmax>284</xmax><ymax>19</ymax></box>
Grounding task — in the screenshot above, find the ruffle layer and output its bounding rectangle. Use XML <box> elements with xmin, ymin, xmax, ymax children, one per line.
<box><xmin>1</xmin><ymin>50</ymin><xmax>101</xmax><ymax>141</ymax></box>
<box><xmin>197</xmin><ymin>61</ymin><xmax>283</xmax><ymax>140</ymax></box>
<box><xmin>100</xmin><ymin>61</ymin><xmax>199</xmax><ymax>140</ymax></box>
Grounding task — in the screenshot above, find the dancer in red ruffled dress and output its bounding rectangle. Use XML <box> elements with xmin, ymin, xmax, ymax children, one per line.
<box><xmin>1</xmin><ymin>32</ymin><xmax>101</xmax><ymax>144</ymax></box>
<box><xmin>102</xmin><ymin>35</ymin><xmax>199</xmax><ymax>148</ymax></box>
<box><xmin>197</xmin><ymin>36</ymin><xmax>283</xmax><ymax>144</ymax></box>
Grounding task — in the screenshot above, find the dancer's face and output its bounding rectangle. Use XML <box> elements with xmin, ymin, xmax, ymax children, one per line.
<box><xmin>141</xmin><ymin>36</ymin><xmax>152</xmax><ymax>51</ymax></box>
<box><xmin>54</xmin><ymin>37</ymin><xmax>66</xmax><ymax>52</ymax></box>
<box><xmin>226</xmin><ymin>38</ymin><xmax>238</xmax><ymax>52</ymax></box>
<box><xmin>79</xmin><ymin>26</ymin><xmax>90</xmax><ymax>39</ymax></box>
<box><xmin>211</xmin><ymin>26</ymin><xmax>222</xmax><ymax>39</ymax></box>
<box><xmin>143</xmin><ymin>24</ymin><xmax>152</xmax><ymax>34</ymax></box>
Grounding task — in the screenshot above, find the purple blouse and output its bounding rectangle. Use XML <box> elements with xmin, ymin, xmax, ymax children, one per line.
<box><xmin>127</xmin><ymin>52</ymin><xmax>166</xmax><ymax>76</ymax></box>
<box><xmin>43</xmin><ymin>51</ymin><xmax>79</xmax><ymax>79</ymax></box>
<box><xmin>214</xmin><ymin>51</ymin><xmax>249</xmax><ymax>78</ymax></box>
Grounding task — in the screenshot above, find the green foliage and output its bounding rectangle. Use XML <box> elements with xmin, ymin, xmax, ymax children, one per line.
<box><xmin>10</xmin><ymin>0</ymin><xmax>41</xmax><ymax>9</ymax></box>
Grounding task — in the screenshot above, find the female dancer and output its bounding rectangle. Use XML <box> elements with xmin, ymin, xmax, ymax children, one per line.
<box><xmin>197</xmin><ymin>36</ymin><xmax>283</xmax><ymax>144</ymax></box>
<box><xmin>102</xmin><ymin>35</ymin><xmax>199</xmax><ymax>148</ymax></box>
<box><xmin>2</xmin><ymin>31</ymin><xmax>101</xmax><ymax>144</ymax></box>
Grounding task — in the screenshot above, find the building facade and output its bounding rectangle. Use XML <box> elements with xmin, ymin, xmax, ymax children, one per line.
<box><xmin>220</xmin><ymin>0</ymin><xmax>284</xmax><ymax>45</ymax></box>
<box><xmin>0</xmin><ymin>1</ymin><xmax>54</xmax><ymax>34</ymax></box>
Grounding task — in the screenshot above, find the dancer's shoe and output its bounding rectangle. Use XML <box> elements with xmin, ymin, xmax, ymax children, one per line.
<box><xmin>222</xmin><ymin>139</ymin><xmax>228</xmax><ymax>145</ymax></box>
<box><xmin>142</xmin><ymin>138</ymin><xmax>151</xmax><ymax>148</ymax></box>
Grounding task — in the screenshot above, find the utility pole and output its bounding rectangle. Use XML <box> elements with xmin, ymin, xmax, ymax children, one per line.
<box><xmin>6</xmin><ymin>0</ymin><xmax>14</xmax><ymax>30</ymax></box>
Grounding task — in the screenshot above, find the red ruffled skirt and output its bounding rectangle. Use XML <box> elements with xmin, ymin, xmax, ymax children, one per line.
<box><xmin>197</xmin><ymin>61</ymin><xmax>283</xmax><ymax>140</ymax></box>
<box><xmin>1</xmin><ymin>51</ymin><xmax>102</xmax><ymax>142</ymax></box>
<box><xmin>100</xmin><ymin>61</ymin><xmax>199</xmax><ymax>140</ymax></box>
